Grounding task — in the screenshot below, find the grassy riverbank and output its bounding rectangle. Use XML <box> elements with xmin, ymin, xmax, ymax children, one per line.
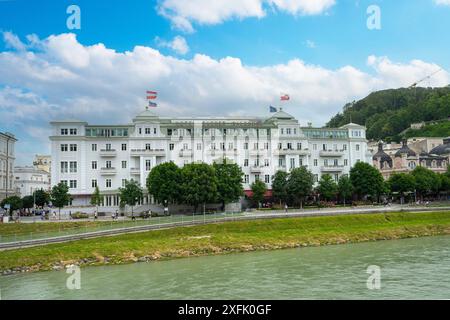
<box><xmin>1</xmin><ymin>211</ymin><xmax>450</xmax><ymax>274</ymax></box>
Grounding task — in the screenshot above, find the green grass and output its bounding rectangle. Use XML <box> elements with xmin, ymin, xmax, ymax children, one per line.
<box><xmin>1</xmin><ymin>211</ymin><xmax>450</xmax><ymax>273</ymax></box>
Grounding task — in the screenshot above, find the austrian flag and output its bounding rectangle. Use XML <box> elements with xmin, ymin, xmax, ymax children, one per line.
<box><xmin>280</xmin><ymin>94</ymin><xmax>290</xmax><ymax>101</ymax></box>
<box><xmin>147</xmin><ymin>90</ymin><xmax>157</xmax><ymax>100</ymax></box>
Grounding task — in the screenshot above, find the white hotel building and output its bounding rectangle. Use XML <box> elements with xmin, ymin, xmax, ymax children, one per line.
<box><xmin>50</xmin><ymin>108</ymin><xmax>371</xmax><ymax>208</ymax></box>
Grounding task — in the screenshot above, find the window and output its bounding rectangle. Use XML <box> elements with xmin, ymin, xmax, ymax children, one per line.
<box><xmin>244</xmin><ymin>159</ymin><xmax>249</xmax><ymax>167</ymax></box>
<box><xmin>290</xmin><ymin>158</ymin><xmax>295</xmax><ymax>169</ymax></box>
<box><xmin>92</xmin><ymin>144</ymin><xmax>97</xmax><ymax>151</ymax></box>
<box><xmin>287</xmin><ymin>128</ymin><xmax>291</xmax><ymax>135</ymax></box>
<box><xmin>264</xmin><ymin>159</ymin><xmax>269</xmax><ymax>167</ymax></box>
<box><xmin>265</xmin><ymin>175</ymin><xmax>270</xmax><ymax>183</ymax></box>
<box><xmin>255</xmin><ymin>175</ymin><xmax>260</xmax><ymax>181</ymax></box>
<box><xmin>154</xmin><ymin>128</ymin><xmax>157</xmax><ymax>134</ymax></box>
<box><xmin>299</xmin><ymin>157</ymin><xmax>303</xmax><ymax>166</ymax></box>
<box><xmin>278</xmin><ymin>158</ymin><xmax>284</xmax><ymax>167</ymax></box>
<box><xmin>220</xmin><ymin>143</ymin><xmax>225</xmax><ymax>150</ymax></box>
<box><xmin>122</xmin><ymin>161</ymin><xmax>127</xmax><ymax>169</ymax></box>
<box><xmin>92</xmin><ymin>179</ymin><xmax>97</xmax><ymax>188</ymax></box>
<box><xmin>228</xmin><ymin>143</ymin><xmax>233</xmax><ymax>150</ymax></box>
<box><xmin>281</xmin><ymin>128</ymin><xmax>284</xmax><ymax>135</ymax></box>
<box><xmin>278</xmin><ymin>143</ymin><xmax>282</xmax><ymax>150</ymax></box>
<box><xmin>70</xmin><ymin>128</ymin><xmax>77</xmax><ymax>135</ymax></box>
<box><xmin>146</xmin><ymin>160</ymin><xmax>151</xmax><ymax>171</ymax></box>
<box><xmin>297</xmin><ymin>143</ymin><xmax>302</xmax><ymax>150</ymax></box>
<box><xmin>60</xmin><ymin>144</ymin><xmax>68</xmax><ymax>152</ymax></box>
<box><xmin>92</xmin><ymin>161</ymin><xmax>97</xmax><ymax>169</ymax></box>
<box><xmin>106</xmin><ymin>179</ymin><xmax>112</xmax><ymax>188</ymax></box>
<box><xmin>313</xmin><ymin>144</ymin><xmax>317</xmax><ymax>151</ymax></box>
<box><xmin>344</xmin><ymin>159</ymin><xmax>348</xmax><ymax>166</ymax></box>
<box><xmin>61</xmin><ymin>180</ymin><xmax>68</xmax><ymax>186</ymax></box>
<box><xmin>197</xmin><ymin>143</ymin><xmax>202</xmax><ymax>150</ymax></box>
<box><xmin>334</xmin><ymin>174</ymin><xmax>339</xmax><ymax>182</ymax></box>
<box><xmin>70</xmin><ymin>144</ymin><xmax>77</xmax><ymax>152</ymax></box>
<box><xmin>69</xmin><ymin>180</ymin><xmax>77</xmax><ymax>189</ymax></box>
<box><xmin>145</xmin><ymin>128</ymin><xmax>151</xmax><ymax>135</ymax></box>
<box><xmin>106</xmin><ymin>143</ymin><xmax>112</xmax><ymax>151</ymax></box>
<box><xmin>287</xmin><ymin>143</ymin><xmax>292</xmax><ymax>150</ymax></box>
<box><xmin>69</xmin><ymin>161</ymin><xmax>77</xmax><ymax>173</ymax></box>
<box><xmin>183</xmin><ymin>143</ymin><xmax>188</xmax><ymax>150</ymax></box>
<box><xmin>145</xmin><ymin>143</ymin><xmax>151</xmax><ymax>150</ymax></box>
<box><xmin>314</xmin><ymin>159</ymin><xmax>318</xmax><ymax>166</ymax></box>
<box><xmin>167</xmin><ymin>129</ymin><xmax>172</xmax><ymax>136</ymax></box>
<box><xmin>244</xmin><ymin>143</ymin><xmax>248</xmax><ymax>150</ymax></box>
<box><xmin>106</xmin><ymin>161</ymin><xmax>112</xmax><ymax>169</ymax></box>
<box><xmin>323</xmin><ymin>144</ymin><xmax>327</xmax><ymax>151</ymax></box>
<box><xmin>169</xmin><ymin>143</ymin><xmax>174</xmax><ymax>151</ymax></box>
<box><xmin>139</xmin><ymin>128</ymin><xmax>142</xmax><ymax>134</ymax></box>
<box><xmin>356</xmin><ymin>144</ymin><xmax>360</xmax><ymax>151</ymax></box>
<box><xmin>122</xmin><ymin>179</ymin><xmax>127</xmax><ymax>187</ymax></box>
<box><xmin>343</xmin><ymin>144</ymin><xmax>347</xmax><ymax>151</ymax></box>
<box><xmin>314</xmin><ymin>174</ymin><xmax>319</xmax><ymax>183</ymax></box>
<box><xmin>122</xmin><ymin>144</ymin><xmax>127</xmax><ymax>151</ymax></box>
<box><xmin>334</xmin><ymin>159</ymin><xmax>339</xmax><ymax>166</ymax></box>
<box><xmin>244</xmin><ymin>175</ymin><xmax>249</xmax><ymax>183</ymax></box>
<box><xmin>61</xmin><ymin>128</ymin><xmax>68</xmax><ymax>135</ymax></box>
<box><xmin>60</xmin><ymin>161</ymin><xmax>68</xmax><ymax>173</ymax></box>
<box><xmin>324</xmin><ymin>159</ymin><xmax>328</xmax><ymax>166</ymax></box>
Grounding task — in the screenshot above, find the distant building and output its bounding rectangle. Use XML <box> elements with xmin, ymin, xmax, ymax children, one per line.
<box><xmin>33</xmin><ymin>155</ymin><xmax>51</xmax><ymax>174</ymax></box>
<box><xmin>0</xmin><ymin>132</ymin><xmax>17</xmax><ymax>202</ymax></box>
<box><xmin>14</xmin><ymin>166</ymin><xmax>51</xmax><ymax>197</ymax></box>
<box><xmin>373</xmin><ymin>139</ymin><xmax>448</xmax><ymax>179</ymax></box>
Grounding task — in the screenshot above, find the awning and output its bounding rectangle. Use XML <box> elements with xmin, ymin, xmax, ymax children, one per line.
<box><xmin>244</xmin><ymin>190</ymin><xmax>273</xmax><ymax>198</ymax></box>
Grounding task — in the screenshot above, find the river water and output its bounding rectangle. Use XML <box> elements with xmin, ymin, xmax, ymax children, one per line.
<box><xmin>1</xmin><ymin>235</ymin><xmax>450</xmax><ymax>299</ymax></box>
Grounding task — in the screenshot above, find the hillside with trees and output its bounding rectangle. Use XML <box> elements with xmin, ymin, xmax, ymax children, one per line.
<box><xmin>326</xmin><ymin>86</ymin><xmax>450</xmax><ymax>141</ymax></box>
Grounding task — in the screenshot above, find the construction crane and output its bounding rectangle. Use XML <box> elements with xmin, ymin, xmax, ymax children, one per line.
<box><xmin>408</xmin><ymin>68</ymin><xmax>442</xmax><ymax>89</ymax></box>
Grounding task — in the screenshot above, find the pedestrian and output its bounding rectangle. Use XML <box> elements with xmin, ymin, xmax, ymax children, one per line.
<box><xmin>115</xmin><ymin>210</ymin><xmax>119</xmax><ymax>220</ymax></box>
<box><xmin>284</xmin><ymin>203</ymin><xmax>288</xmax><ymax>213</ymax></box>
<box><xmin>94</xmin><ymin>210</ymin><xmax>98</xmax><ymax>220</ymax></box>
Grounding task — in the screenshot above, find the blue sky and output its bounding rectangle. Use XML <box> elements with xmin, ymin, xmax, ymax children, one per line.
<box><xmin>0</xmin><ymin>0</ymin><xmax>450</xmax><ymax>164</ymax></box>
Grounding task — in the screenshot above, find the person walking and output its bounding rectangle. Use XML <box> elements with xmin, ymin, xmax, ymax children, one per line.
<box><xmin>284</xmin><ymin>203</ymin><xmax>288</xmax><ymax>213</ymax></box>
<box><xmin>94</xmin><ymin>210</ymin><xmax>98</xmax><ymax>220</ymax></box>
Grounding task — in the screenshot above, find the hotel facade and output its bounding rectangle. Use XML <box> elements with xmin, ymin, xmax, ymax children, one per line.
<box><xmin>50</xmin><ymin>108</ymin><xmax>371</xmax><ymax>208</ymax></box>
<box><xmin>0</xmin><ymin>131</ymin><xmax>17</xmax><ymax>202</ymax></box>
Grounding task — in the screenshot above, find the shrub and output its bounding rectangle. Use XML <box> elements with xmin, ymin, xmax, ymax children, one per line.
<box><xmin>71</xmin><ymin>212</ymin><xmax>89</xmax><ymax>219</ymax></box>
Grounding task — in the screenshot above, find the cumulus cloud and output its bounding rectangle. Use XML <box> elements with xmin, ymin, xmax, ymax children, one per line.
<box><xmin>1</xmin><ymin>32</ymin><xmax>449</xmax><ymax>163</ymax></box>
<box><xmin>157</xmin><ymin>0</ymin><xmax>335</xmax><ymax>32</ymax></box>
<box><xmin>155</xmin><ymin>35</ymin><xmax>189</xmax><ymax>55</ymax></box>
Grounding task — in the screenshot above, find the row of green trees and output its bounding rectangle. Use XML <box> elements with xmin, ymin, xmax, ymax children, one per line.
<box><xmin>0</xmin><ymin>185</ymin><xmax>70</xmax><ymax>218</ymax></box>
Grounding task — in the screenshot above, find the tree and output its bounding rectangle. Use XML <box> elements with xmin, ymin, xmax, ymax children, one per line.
<box><xmin>250</xmin><ymin>180</ymin><xmax>267</xmax><ymax>208</ymax></box>
<box><xmin>212</xmin><ymin>159</ymin><xmax>244</xmax><ymax>211</ymax></box>
<box><xmin>287</xmin><ymin>167</ymin><xmax>314</xmax><ymax>209</ymax></box>
<box><xmin>146</xmin><ymin>162</ymin><xmax>182</xmax><ymax>207</ymax></box>
<box><xmin>337</xmin><ymin>175</ymin><xmax>353</xmax><ymax>206</ymax></box>
<box><xmin>388</xmin><ymin>173</ymin><xmax>416</xmax><ymax>204</ymax></box>
<box><xmin>411</xmin><ymin>166</ymin><xmax>440</xmax><ymax>200</ymax></box>
<box><xmin>22</xmin><ymin>195</ymin><xmax>34</xmax><ymax>212</ymax></box>
<box><xmin>272</xmin><ymin>170</ymin><xmax>289</xmax><ymax>206</ymax></box>
<box><xmin>317</xmin><ymin>174</ymin><xmax>337</xmax><ymax>201</ymax></box>
<box><xmin>33</xmin><ymin>189</ymin><xmax>50</xmax><ymax>208</ymax></box>
<box><xmin>119</xmin><ymin>179</ymin><xmax>143</xmax><ymax>217</ymax></box>
<box><xmin>180</xmin><ymin>163</ymin><xmax>218</xmax><ymax>213</ymax></box>
<box><xmin>1</xmin><ymin>196</ymin><xmax>23</xmax><ymax>216</ymax></box>
<box><xmin>350</xmin><ymin>162</ymin><xmax>385</xmax><ymax>201</ymax></box>
<box><xmin>51</xmin><ymin>182</ymin><xmax>71</xmax><ymax>219</ymax></box>
<box><xmin>90</xmin><ymin>185</ymin><xmax>102</xmax><ymax>214</ymax></box>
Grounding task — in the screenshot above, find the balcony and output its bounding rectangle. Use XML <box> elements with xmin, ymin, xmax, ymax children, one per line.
<box><xmin>321</xmin><ymin>165</ymin><xmax>344</xmax><ymax>172</ymax></box>
<box><xmin>179</xmin><ymin>149</ymin><xmax>193</xmax><ymax>157</ymax></box>
<box><xmin>319</xmin><ymin>150</ymin><xmax>345</xmax><ymax>157</ymax></box>
<box><xmin>130</xmin><ymin>149</ymin><xmax>165</xmax><ymax>157</ymax></box>
<box><xmin>274</xmin><ymin>149</ymin><xmax>310</xmax><ymax>156</ymax></box>
<box><xmin>100</xmin><ymin>149</ymin><xmax>117</xmax><ymax>157</ymax></box>
<box><xmin>100</xmin><ymin>167</ymin><xmax>117</xmax><ymax>175</ymax></box>
<box><xmin>130</xmin><ymin>167</ymin><xmax>140</xmax><ymax>175</ymax></box>
<box><xmin>250</xmin><ymin>166</ymin><xmax>263</xmax><ymax>173</ymax></box>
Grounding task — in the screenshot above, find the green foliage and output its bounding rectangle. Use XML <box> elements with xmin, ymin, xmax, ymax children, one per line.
<box><xmin>146</xmin><ymin>162</ymin><xmax>182</xmax><ymax>205</ymax></box>
<box><xmin>411</xmin><ymin>166</ymin><xmax>440</xmax><ymax>198</ymax></box>
<box><xmin>327</xmin><ymin>87</ymin><xmax>450</xmax><ymax>140</ymax></box>
<box><xmin>287</xmin><ymin>167</ymin><xmax>314</xmax><ymax>208</ymax></box>
<box><xmin>33</xmin><ymin>189</ymin><xmax>50</xmax><ymax>207</ymax></box>
<box><xmin>213</xmin><ymin>159</ymin><xmax>244</xmax><ymax>208</ymax></box>
<box><xmin>388</xmin><ymin>173</ymin><xmax>416</xmax><ymax>196</ymax></box>
<box><xmin>350</xmin><ymin>162</ymin><xmax>385</xmax><ymax>199</ymax></box>
<box><xmin>21</xmin><ymin>195</ymin><xmax>34</xmax><ymax>209</ymax></box>
<box><xmin>337</xmin><ymin>175</ymin><xmax>353</xmax><ymax>204</ymax></box>
<box><xmin>250</xmin><ymin>180</ymin><xmax>267</xmax><ymax>206</ymax></box>
<box><xmin>404</xmin><ymin>121</ymin><xmax>450</xmax><ymax>139</ymax></box>
<box><xmin>119</xmin><ymin>179</ymin><xmax>144</xmax><ymax>212</ymax></box>
<box><xmin>271</xmin><ymin>170</ymin><xmax>289</xmax><ymax>204</ymax></box>
<box><xmin>1</xmin><ymin>196</ymin><xmax>23</xmax><ymax>213</ymax></box>
<box><xmin>50</xmin><ymin>182</ymin><xmax>71</xmax><ymax>210</ymax></box>
<box><xmin>180</xmin><ymin>163</ymin><xmax>218</xmax><ymax>212</ymax></box>
<box><xmin>317</xmin><ymin>174</ymin><xmax>337</xmax><ymax>201</ymax></box>
<box><xmin>90</xmin><ymin>186</ymin><xmax>102</xmax><ymax>207</ymax></box>
<box><xmin>71</xmin><ymin>212</ymin><xmax>89</xmax><ymax>219</ymax></box>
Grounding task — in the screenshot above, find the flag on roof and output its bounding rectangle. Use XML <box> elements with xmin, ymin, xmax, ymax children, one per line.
<box><xmin>269</xmin><ymin>106</ymin><xmax>277</xmax><ymax>113</ymax></box>
<box><xmin>147</xmin><ymin>90</ymin><xmax>157</xmax><ymax>100</ymax></box>
<box><xmin>148</xmin><ymin>101</ymin><xmax>157</xmax><ymax>108</ymax></box>
<box><xmin>280</xmin><ymin>94</ymin><xmax>290</xmax><ymax>101</ymax></box>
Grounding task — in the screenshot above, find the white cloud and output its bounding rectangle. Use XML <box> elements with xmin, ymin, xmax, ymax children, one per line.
<box><xmin>434</xmin><ymin>0</ymin><xmax>450</xmax><ymax>5</ymax></box>
<box><xmin>157</xmin><ymin>0</ymin><xmax>335</xmax><ymax>32</ymax></box>
<box><xmin>155</xmin><ymin>35</ymin><xmax>189</xmax><ymax>55</ymax></box>
<box><xmin>1</xmin><ymin>32</ymin><xmax>449</xmax><ymax>163</ymax></box>
<box><xmin>3</xmin><ymin>31</ymin><xmax>27</xmax><ymax>51</ymax></box>
<box><xmin>305</xmin><ymin>40</ymin><xmax>316</xmax><ymax>48</ymax></box>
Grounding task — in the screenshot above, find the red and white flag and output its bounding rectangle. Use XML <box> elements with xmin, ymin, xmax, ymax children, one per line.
<box><xmin>280</xmin><ymin>94</ymin><xmax>290</xmax><ymax>101</ymax></box>
<box><xmin>147</xmin><ymin>90</ymin><xmax>157</xmax><ymax>100</ymax></box>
